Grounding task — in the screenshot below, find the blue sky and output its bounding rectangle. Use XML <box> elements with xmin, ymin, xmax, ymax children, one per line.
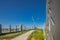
<box><xmin>0</xmin><ymin>0</ymin><xmax>46</xmax><ymax>28</ymax></box>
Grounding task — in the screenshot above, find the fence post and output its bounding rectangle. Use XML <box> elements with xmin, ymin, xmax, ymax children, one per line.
<box><xmin>21</xmin><ymin>24</ymin><xmax>23</xmax><ymax>32</ymax></box>
<box><xmin>16</xmin><ymin>26</ymin><xmax>17</xmax><ymax>32</ymax></box>
<box><xmin>0</xmin><ymin>24</ymin><xmax>2</xmax><ymax>34</ymax></box>
<box><xmin>9</xmin><ymin>25</ymin><xmax>11</xmax><ymax>33</ymax></box>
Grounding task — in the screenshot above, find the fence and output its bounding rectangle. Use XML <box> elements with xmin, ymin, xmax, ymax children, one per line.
<box><xmin>0</xmin><ymin>24</ymin><xmax>26</xmax><ymax>35</ymax></box>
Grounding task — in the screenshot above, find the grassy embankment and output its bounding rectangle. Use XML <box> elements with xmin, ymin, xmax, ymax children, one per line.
<box><xmin>0</xmin><ymin>30</ymin><xmax>29</xmax><ymax>40</ymax></box>
<box><xmin>27</xmin><ymin>29</ymin><xmax>45</xmax><ymax>40</ymax></box>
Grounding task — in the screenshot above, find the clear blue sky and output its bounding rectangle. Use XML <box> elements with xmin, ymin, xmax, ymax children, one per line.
<box><xmin>0</xmin><ymin>0</ymin><xmax>46</xmax><ymax>28</ymax></box>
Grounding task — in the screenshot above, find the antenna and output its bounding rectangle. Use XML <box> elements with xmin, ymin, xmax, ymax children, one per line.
<box><xmin>32</xmin><ymin>16</ymin><xmax>34</xmax><ymax>23</ymax></box>
<box><xmin>32</xmin><ymin>16</ymin><xmax>37</xmax><ymax>29</ymax></box>
<box><xmin>32</xmin><ymin>16</ymin><xmax>38</xmax><ymax>29</ymax></box>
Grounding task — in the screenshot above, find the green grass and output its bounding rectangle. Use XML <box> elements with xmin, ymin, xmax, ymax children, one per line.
<box><xmin>27</xmin><ymin>29</ymin><xmax>45</xmax><ymax>40</ymax></box>
<box><xmin>0</xmin><ymin>31</ymin><xmax>28</xmax><ymax>39</ymax></box>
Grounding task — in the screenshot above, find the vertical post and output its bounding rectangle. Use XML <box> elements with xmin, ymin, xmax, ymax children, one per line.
<box><xmin>21</xmin><ymin>24</ymin><xmax>23</xmax><ymax>32</ymax></box>
<box><xmin>9</xmin><ymin>25</ymin><xmax>11</xmax><ymax>33</ymax></box>
<box><xmin>16</xmin><ymin>26</ymin><xmax>17</xmax><ymax>32</ymax></box>
<box><xmin>0</xmin><ymin>24</ymin><xmax>2</xmax><ymax>34</ymax></box>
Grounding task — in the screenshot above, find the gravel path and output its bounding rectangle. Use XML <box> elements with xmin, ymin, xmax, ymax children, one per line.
<box><xmin>11</xmin><ymin>30</ymin><xmax>34</xmax><ymax>40</ymax></box>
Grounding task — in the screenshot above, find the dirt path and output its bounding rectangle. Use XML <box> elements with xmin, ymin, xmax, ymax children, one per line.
<box><xmin>11</xmin><ymin>30</ymin><xmax>34</xmax><ymax>40</ymax></box>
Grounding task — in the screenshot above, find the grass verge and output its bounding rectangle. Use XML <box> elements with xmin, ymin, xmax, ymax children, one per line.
<box><xmin>0</xmin><ymin>30</ymin><xmax>29</xmax><ymax>40</ymax></box>
<box><xmin>27</xmin><ymin>29</ymin><xmax>45</xmax><ymax>40</ymax></box>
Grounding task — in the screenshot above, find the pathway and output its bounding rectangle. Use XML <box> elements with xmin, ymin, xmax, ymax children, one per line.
<box><xmin>12</xmin><ymin>30</ymin><xmax>34</xmax><ymax>40</ymax></box>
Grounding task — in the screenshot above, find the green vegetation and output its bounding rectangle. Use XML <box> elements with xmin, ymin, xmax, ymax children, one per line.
<box><xmin>0</xmin><ymin>30</ymin><xmax>28</xmax><ymax>40</ymax></box>
<box><xmin>27</xmin><ymin>29</ymin><xmax>45</xmax><ymax>40</ymax></box>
